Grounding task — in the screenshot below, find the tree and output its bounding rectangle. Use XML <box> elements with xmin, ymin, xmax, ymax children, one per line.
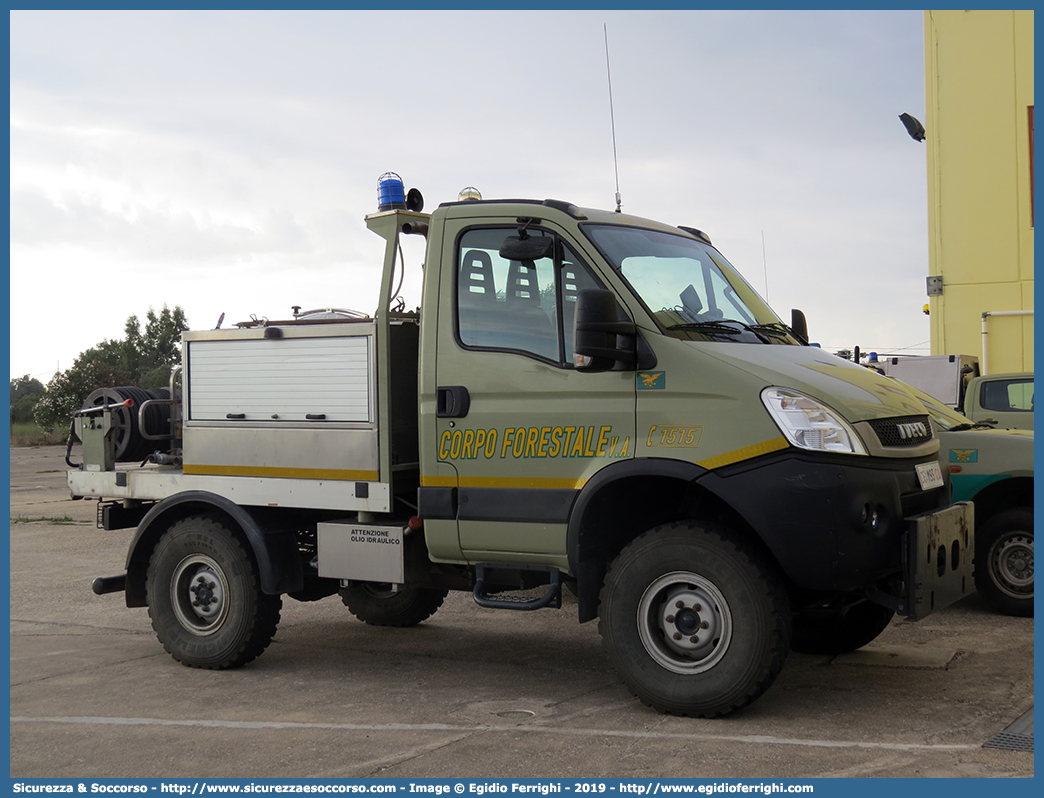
<box><xmin>32</xmin><ymin>350</ymin><xmax>133</xmax><ymax>432</ymax></box>
<box><xmin>115</xmin><ymin>305</ymin><xmax>189</xmax><ymax>389</ymax></box>
<box><xmin>10</xmin><ymin>375</ymin><xmax>45</xmax><ymax>404</ymax></box>
<box><xmin>10</xmin><ymin>375</ymin><xmax>46</xmax><ymax>425</ymax></box>
<box><xmin>32</xmin><ymin>305</ymin><xmax>188</xmax><ymax>432</ymax></box>
<box><xmin>142</xmin><ymin>306</ymin><xmax>188</xmax><ymax>370</ymax></box>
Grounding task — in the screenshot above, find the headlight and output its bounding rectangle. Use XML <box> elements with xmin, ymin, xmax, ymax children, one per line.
<box><xmin>761</xmin><ymin>387</ymin><xmax>867</xmax><ymax>455</ymax></box>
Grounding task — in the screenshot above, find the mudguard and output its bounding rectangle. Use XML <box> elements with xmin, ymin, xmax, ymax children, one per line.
<box><xmin>123</xmin><ymin>490</ymin><xmax>303</xmax><ymax>606</ymax></box>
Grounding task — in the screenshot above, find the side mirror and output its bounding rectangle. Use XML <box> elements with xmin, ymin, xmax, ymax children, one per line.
<box><xmin>791</xmin><ymin>308</ymin><xmax>808</xmax><ymax>344</ymax></box>
<box><xmin>499</xmin><ymin>235</ymin><xmax>553</xmax><ymax>262</ymax></box>
<box><xmin>573</xmin><ymin>289</ymin><xmax>637</xmax><ymax>372</ymax></box>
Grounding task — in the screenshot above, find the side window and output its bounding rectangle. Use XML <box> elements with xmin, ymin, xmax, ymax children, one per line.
<box><xmin>980</xmin><ymin>378</ymin><xmax>1034</xmax><ymax>412</ymax></box>
<box><xmin>457</xmin><ymin>228</ymin><xmax>602</xmax><ymax>365</ymax></box>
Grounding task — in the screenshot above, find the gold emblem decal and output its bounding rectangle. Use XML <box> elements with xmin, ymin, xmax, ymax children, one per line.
<box><xmin>637</xmin><ymin>372</ymin><xmax>666</xmax><ymax>390</ymax></box>
<box><xmin>949</xmin><ymin>449</ymin><xmax>978</xmax><ymax>463</ymax></box>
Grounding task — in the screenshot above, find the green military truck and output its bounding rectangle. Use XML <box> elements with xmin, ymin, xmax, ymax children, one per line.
<box><xmin>910</xmin><ymin>389</ymin><xmax>1033</xmax><ymax>617</ymax></box>
<box><xmin>71</xmin><ymin>182</ymin><xmax>973</xmax><ymax>717</ymax></box>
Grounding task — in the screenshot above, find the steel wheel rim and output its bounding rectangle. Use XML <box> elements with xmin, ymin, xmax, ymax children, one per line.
<box><xmin>171</xmin><ymin>554</ymin><xmax>230</xmax><ymax>635</ymax></box>
<box><xmin>989</xmin><ymin>533</ymin><xmax>1034</xmax><ymax>599</ymax></box>
<box><xmin>637</xmin><ymin>571</ymin><xmax>732</xmax><ymax>674</ymax></box>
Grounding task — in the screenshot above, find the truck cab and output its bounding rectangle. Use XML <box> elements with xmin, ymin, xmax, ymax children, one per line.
<box><xmin>963</xmin><ymin>372</ymin><xmax>1034</xmax><ymax>430</ymax></box>
<box><xmin>417</xmin><ymin>197</ymin><xmax>963</xmax><ymax>608</ymax></box>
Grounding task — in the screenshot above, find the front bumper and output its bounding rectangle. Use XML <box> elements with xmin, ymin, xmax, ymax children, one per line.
<box><xmin>698</xmin><ymin>452</ymin><xmax>975</xmax><ymax>617</ymax></box>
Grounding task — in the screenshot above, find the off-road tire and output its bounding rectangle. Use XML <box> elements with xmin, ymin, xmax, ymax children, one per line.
<box><xmin>146</xmin><ymin>515</ymin><xmax>282</xmax><ymax>669</ymax></box>
<box><xmin>791</xmin><ymin>599</ymin><xmax>895</xmax><ymax>655</ymax></box>
<box><xmin>975</xmin><ymin>507</ymin><xmax>1033</xmax><ymax>617</ymax></box>
<box><xmin>598</xmin><ymin>520</ymin><xmax>791</xmax><ymax>717</ymax></box>
<box><xmin>340</xmin><ymin>583</ymin><xmax>448</xmax><ymax>627</ymax></box>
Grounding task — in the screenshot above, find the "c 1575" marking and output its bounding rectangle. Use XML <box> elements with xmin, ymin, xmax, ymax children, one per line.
<box><xmin>647</xmin><ymin>425</ymin><xmax>703</xmax><ymax>447</ymax></box>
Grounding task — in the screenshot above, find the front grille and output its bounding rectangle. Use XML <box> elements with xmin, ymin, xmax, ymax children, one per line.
<box><xmin>868</xmin><ymin>414</ymin><xmax>933</xmax><ymax>448</ymax></box>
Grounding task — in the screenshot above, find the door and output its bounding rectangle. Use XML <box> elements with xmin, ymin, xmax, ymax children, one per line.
<box><xmin>433</xmin><ymin>218</ymin><xmax>636</xmax><ymax>571</ymax></box>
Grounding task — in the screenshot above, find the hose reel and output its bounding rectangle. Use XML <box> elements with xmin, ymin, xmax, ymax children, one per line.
<box><xmin>80</xmin><ymin>386</ymin><xmax>173</xmax><ymax>464</ymax></box>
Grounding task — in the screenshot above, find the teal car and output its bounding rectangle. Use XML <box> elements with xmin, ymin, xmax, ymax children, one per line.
<box><xmin>915</xmin><ymin>391</ymin><xmax>1033</xmax><ymax>616</ymax></box>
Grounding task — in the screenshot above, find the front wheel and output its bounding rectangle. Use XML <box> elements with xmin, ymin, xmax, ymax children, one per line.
<box><xmin>146</xmin><ymin>515</ymin><xmax>282</xmax><ymax>668</ymax></box>
<box><xmin>598</xmin><ymin>520</ymin><xmax>790</xmax><ymax>717</ymax></box>
<box><xmin>976</xmin><ymin>508</ymin><xmax>1033</xmax><ymax>617</ymax></box>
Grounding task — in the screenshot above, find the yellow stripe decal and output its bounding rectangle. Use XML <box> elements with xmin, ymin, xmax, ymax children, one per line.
<box><xmin>696</xmin><ymin>437</ymin><xmax>790</xmax><ymax>470</ymax></box>
<box><xmin>420</xmin><ymin>475</ymin><xmax>458</xmax><ymax>488</ymax></box>
<box><xmin>422</xmin><ymin>439</ymin><xmax>789</xmax><ymax>488</ymax></box>
<box><xmin>420</xmin><ymin>475</ymin><xmax>588</xmax><ymax>490</ymax></box>
<box><xmin>184</xmin><ymin>464</ymin><xmax>379</xmax><ymax>481</ymax></box>
<box><xmin>460</xmin><ymin>475</ymin><xmax>588</xmax><ymax>490</ymax></box>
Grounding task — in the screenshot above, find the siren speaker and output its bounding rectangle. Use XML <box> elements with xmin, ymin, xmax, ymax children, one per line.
<box><xmin>406</xmin><ymin>188</ymin><xmax>424</xmax><ymax>213</ymax></box>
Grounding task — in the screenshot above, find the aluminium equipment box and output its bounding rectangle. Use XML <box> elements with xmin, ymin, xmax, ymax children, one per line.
<box><xmin>68</xmin><ymin>319</ymin><xmax>421</xmax><ymax>515</ymax></box>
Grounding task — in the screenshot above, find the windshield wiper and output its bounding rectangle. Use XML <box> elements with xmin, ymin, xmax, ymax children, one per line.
<box><xmin>667</xmin><ymin>321</ymin><xmax>745</xmax><ymax>335</ymax></box>
<box><xmin>669</xmin><ymin>319</ymin><xmax>787</xmax><ymax>344</ymax></box>
<box><xmin>746</xmin><ymin>322</ymin><xmax>794</xmax><ymax>340</ymax></box>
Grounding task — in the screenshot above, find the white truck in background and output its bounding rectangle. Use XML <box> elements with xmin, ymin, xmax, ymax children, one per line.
<box><xmin>878</xmin><ymin>355</ymin><xmax>1034</xmax><ymax>431</ymax></box>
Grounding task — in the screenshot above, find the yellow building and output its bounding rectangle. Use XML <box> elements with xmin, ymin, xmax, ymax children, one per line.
<box><xmin>923</xmin><ymin>9</ymin><xmax>1034</xmax><ymax>374</ymax></box>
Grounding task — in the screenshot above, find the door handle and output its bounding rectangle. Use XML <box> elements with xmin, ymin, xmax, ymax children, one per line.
<box><xmin>436</xmin><ymin>386</ymin><xmax>471</xmax><ymax>418</ymax></box>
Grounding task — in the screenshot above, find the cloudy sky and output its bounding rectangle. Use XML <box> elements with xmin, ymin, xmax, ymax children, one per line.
<box><xmin>9</xmin><ymin>9</ymin><xmax>931</xmax><ymax>382</ymax></box>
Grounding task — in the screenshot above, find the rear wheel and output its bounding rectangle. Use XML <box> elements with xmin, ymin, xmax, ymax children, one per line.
<box><xmin>146</xmin><ymin>515</ymin><xmax>281</xmax><ymax>668</ymax></box>
<box><xmin>598</xmin><ymin>520</ymin><xmax>790</xmax><ymax>717</ymax></box>
<box><xmin>340</xmin><ymin>583</ymin><xmax>448</xmax><ymax>626</ymax></box>
<box><xmin>976</xmin><ymin>508</ymin><xmax>1033</xmax><ymax>617</ymax></box>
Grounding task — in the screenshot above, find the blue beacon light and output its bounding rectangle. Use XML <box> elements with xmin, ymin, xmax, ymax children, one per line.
<box><xmin>377</xmin><ymin>172</ymin><xmax>407</xmax><ymax>211</ymax></box>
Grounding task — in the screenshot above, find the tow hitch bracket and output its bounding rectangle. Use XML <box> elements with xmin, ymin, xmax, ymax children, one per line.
<box><xmin>902</xmin><ymin>501</ymin><xmax>975</xmax><ymax>620</ymax></box>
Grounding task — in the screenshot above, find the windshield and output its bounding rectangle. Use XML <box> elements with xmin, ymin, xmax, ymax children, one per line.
<box><xmin>583</xmin><ymin>225</ymin><xmax>800</xmax><ymax>344</ymax></box>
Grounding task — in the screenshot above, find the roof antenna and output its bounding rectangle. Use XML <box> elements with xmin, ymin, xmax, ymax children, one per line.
<box><xmin>604</xmin><ymin>24</ymin><xmax>622</xmax><ymax>213</ymax></box>
<box><xmin>761</xmin><ymin>231</ymin><xmax>769</xmax><ymax>301</ymax></box>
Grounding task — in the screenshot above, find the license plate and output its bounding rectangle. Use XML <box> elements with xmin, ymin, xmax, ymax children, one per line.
<box><xmin>915</xmin><ymin>461</ymin><xmax>945</xmax><ymax>491</ymax></box>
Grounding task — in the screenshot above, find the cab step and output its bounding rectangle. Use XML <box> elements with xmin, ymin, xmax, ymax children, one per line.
<box><xmin>472</xmin><ymin>564</ymin><xmax>562</xmax><ymax>611</ymax></box>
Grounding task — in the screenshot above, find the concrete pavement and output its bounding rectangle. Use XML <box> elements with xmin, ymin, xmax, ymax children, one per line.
<box><xmin>9</xmin><ymin>446</ymin><xmax>1034</xmax><ymax>779</ymax></box>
